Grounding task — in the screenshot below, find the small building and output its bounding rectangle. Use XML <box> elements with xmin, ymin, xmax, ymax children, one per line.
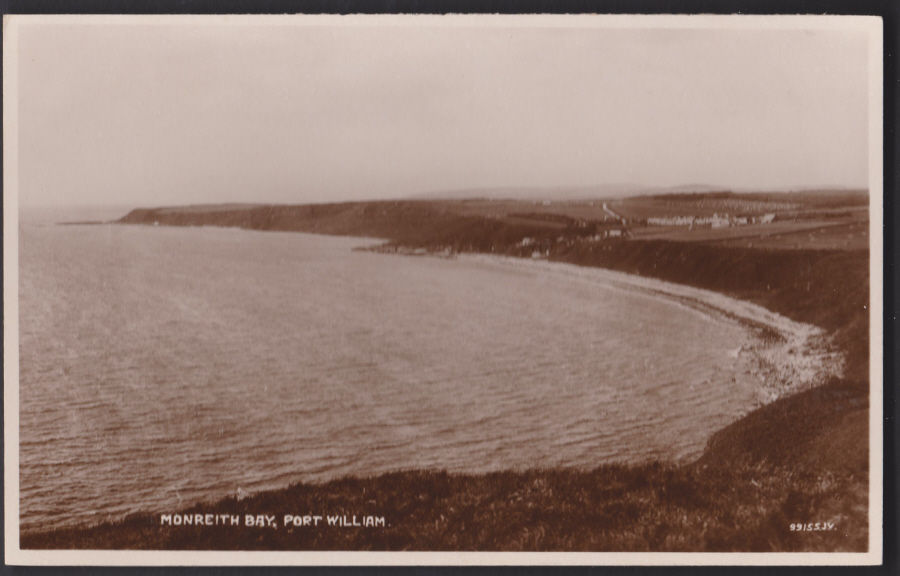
<box><xmin>710</xmin><ymin>213</ymin><xmax>730</xmax><ymax>228</ymax></box>
<box><xmin>760</xmin><ymin>213</ymin><xmax>776</xmax><ymax>224</ymax></box>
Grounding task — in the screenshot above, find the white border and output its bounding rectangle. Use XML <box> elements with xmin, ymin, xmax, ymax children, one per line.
<box><xmin>3</xmin><ymin>13</ymin><xmax>885</xmax><ymax>566</ymax></box>
<box><xmin>4</xmin><ymin>12</ymin><xmax>22</xmax><ymax>563</ymax></box>
<box><xmin>866</xmin><ymin>15</ymin><xmax>885</xmax><ymax>565</ymax></box>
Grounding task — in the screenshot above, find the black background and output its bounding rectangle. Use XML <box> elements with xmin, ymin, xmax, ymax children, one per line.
<box><xmin>0</xmin><ymin>0</ymin><xmax>896</xmax><ymax>574</ymax></box>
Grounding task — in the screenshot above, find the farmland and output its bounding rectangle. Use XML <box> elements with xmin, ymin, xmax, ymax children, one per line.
<box><xmin>422</xmin><ymin>190</ymin><xmax>869</xmax><ymax>251</ymax></box>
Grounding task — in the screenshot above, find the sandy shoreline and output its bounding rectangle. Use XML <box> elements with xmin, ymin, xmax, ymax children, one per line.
<box><xmin>457</xmin><ymin>253</ymin><xmax>845</xmax><ymax>405</ymax></box>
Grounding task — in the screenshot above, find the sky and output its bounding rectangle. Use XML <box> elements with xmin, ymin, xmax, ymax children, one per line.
<box><xmin>14</xmin><ymin>18</ymin><xmax>872</xmax><ymax>207</ymax></box>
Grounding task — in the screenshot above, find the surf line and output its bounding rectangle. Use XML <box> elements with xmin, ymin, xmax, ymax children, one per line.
<box><xmin>458</xmin><ymin>253</ymin><xmax>845</xmax><ymax>403</ymax></box>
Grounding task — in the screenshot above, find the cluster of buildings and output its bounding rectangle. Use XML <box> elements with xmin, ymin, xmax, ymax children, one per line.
<box><xmin>646</xmin><ymin>213</ymin><xmax>776</xmax><ymax>228</ymax></box>
<box><xmin>519</xmin><ymin>228</ymin><xmax>625</xmax><ymax>250</ymax></box>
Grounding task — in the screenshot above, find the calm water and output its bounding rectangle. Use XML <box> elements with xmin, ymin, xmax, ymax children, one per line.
<box><xmin>19</xmin><ymin>210</ymin><xmax>761</xmax><ymax>531</ymax></box>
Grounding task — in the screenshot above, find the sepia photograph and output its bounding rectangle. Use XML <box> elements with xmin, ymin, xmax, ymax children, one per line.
<box><xmin>3</xmin><ymin>14</ymin><xmax>884</xmax><ymax>565</ymax></box>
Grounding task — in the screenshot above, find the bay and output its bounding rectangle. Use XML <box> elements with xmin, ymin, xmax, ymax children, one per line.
<box><xmin>18</xmin><ymin>213</ymin><xmax>761</xmax><ymax>532</ymax></box>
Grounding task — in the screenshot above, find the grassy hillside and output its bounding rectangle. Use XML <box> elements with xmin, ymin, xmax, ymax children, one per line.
<box><xmin>21</xmin><ymin>418</ymin><xmax>867</xmax><ymax>551</ymax></box>
<box><xmin>551</xmin><ymin>242</ymin><xmax>869</xmax><ymax>381</ymax></box>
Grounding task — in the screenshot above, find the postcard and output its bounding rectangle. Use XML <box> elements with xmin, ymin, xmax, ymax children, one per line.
<box><xmin>3</xmin><ymin>13</ymin><xmax>883</xmax><ymax>566</ymax></box>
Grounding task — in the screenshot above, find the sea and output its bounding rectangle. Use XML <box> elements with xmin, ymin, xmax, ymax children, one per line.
<box><xmin>17</xmin><ymin>206</ymin><xmax>763</xmax><ymax>532</ymax></box>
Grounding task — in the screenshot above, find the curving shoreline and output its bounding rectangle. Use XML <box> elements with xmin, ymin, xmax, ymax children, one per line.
<box><xmin>458</xmin><ymin>253</ymin><xmax>845</xmax><ymax>405</ymax></box>
<box><xmin>20</xmin><ymin>203</ymin><xmax>869</xmax><ymax>551</ymax></box>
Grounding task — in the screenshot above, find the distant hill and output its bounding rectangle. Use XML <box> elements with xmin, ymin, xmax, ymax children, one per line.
<box><xmin>413</xmin><ymin>183</ymin><xmax>866</xmax><ymax>202</ymax></box>
<box><xmin>651</xmin><ymin>184</ymin><xmax>729</xmax><ymax>194</ymax></box>
<box><xmin>412</xmin><ymin>184</ymin><xmax>649</xmax><ymax>201</ymax></box>
<box><xmin>412</xmin><ymin>184</ymin><xmax>729</xmax><ymax>201</ymax></box>
<box><xmin>730</xmin><ymin>186</ymin><xmax>868</xmax><ymax>196</ymax></box>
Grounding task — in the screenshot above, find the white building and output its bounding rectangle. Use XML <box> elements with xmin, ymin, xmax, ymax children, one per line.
<box><xmin>647</xmin><ymin>216</ymin><xmax>696</xmax><ymax>226</ymax></box>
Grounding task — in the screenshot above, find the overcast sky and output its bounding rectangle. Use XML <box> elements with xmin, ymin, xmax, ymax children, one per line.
<box><xmin>16</xmin><ymin>18</ymin><xmax>871</xmax><ymax>207</ymax></box>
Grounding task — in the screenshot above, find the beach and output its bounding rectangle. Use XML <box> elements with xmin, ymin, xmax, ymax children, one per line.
<box><xmin>460</xmin><ymin>253</ymin><xmax>846</xmax><ymax>405</ymax></box>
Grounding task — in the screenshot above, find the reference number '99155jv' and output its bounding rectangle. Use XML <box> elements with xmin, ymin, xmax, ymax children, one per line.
<box><xmin>791</xmin><ymin>523</ymin><xmax>837</xmax><ymax>532</ymax></box>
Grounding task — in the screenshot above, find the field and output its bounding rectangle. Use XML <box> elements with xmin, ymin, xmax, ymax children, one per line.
<box><xmin>24</xmin><ymin>190</ymin><xmax>872</xmax><ymax>551</ymax></box>
<box><xmin>426</xmin><ymin>190</ymin><xmax>869</xmax><ymax>251</ymax></box>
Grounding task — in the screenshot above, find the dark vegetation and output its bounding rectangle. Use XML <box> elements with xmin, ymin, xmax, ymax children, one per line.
<box><xmin>21</xmin><ymin>429</ymin><xmax>867</xmax><ymax>551</ymax></box>
<box><xmin>120</xmin><ymin>201</ymin><xmax>591</xmax><ymax>253</ymax></box>
<box><xmin>551</xmin><ymin>242</ymin><xmax>869</xmax><ymax>381</ymax></box>
<box><xmin>24</xmin><ymin>193</ymin><xmax>871</xmax><ymax>551</ymax></box>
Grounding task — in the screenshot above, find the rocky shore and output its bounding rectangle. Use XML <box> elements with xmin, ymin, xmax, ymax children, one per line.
<box><xmin>458</xmin><ymin>253</ymin><xmax>847</xmax><ymax>405</ymax></box>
